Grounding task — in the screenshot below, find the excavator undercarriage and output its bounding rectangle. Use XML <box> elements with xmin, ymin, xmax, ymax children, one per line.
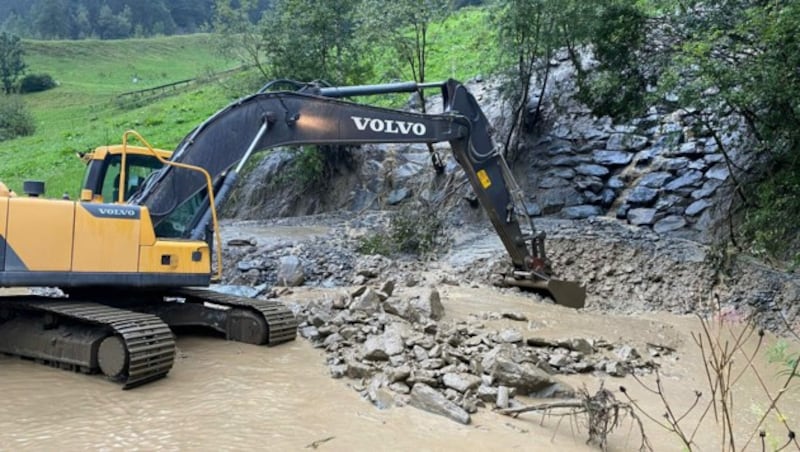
<box><xmin>0</xmin><ymin>289</ymin><xmax>297</xmax><ymax>387</ymax></box>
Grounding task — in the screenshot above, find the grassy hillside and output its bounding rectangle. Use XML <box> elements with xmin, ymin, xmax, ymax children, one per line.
<box><xmin>0</xmin><ymin>8</ymin><xmax>497</xmax><ymax>198</ymax></box>
<box><xmin>0</xmin><ymin>34</ymin><xmax>237</xmax><ymax>197</ymax></box>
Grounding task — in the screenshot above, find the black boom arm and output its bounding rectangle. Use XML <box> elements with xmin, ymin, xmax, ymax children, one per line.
<box><xmin>131</xmin><ymin>79</ymin><xmax>535</xmax><ymax>271</ymax></box>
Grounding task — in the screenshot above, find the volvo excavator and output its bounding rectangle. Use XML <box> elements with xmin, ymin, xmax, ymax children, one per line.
<box><xmin>0</xmin><ymin>79</ymin><xmax>585</xmax><ymax>388</ymax></box>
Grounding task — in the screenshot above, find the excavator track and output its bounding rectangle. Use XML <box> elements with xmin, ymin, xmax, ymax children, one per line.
<box><xmin>171</xmin><ymin>288</ymin><xmax>297</xmax><ymax>345</ymax></box>
<box><xmin>0</xmin><ymin>297</ymin><xmax>175</xmax><ymax>389</ymax></box>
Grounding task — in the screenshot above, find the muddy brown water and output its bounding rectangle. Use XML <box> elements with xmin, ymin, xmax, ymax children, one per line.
<box><xmin>2</xmin><ymin>285</ymin><xmax>798</xmax><ymax>451</ymax></box>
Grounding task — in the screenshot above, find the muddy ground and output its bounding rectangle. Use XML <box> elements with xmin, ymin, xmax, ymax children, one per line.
<box><xmin>1</xmin><ymin>214</ymin><xmax>799</xmax><ymax>451</ymax></box>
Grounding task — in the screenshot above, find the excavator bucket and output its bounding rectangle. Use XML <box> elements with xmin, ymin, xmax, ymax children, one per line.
<box><xmin>503</xmin><ymin>277</ymin><xmax>586</xmax><ymax>309</ymax></box>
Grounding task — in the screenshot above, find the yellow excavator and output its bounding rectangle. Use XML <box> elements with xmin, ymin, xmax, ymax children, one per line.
<box><xmin>0</xmin><ymin>79</ymin><xmax>585</xmax><ymax>388</ymax></box>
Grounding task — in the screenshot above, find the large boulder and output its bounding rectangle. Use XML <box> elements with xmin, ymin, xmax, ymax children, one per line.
<box><xmin>276</xmin><ymin>255</ymin><xmax>305</xmax><ymax>286</ymax></box>
<box><xmin>409</xmin><ymin>383</ymin><xmax>471</xmax><ymax>424</ymax></box>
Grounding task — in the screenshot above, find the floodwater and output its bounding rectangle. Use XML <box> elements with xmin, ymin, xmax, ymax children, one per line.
<box><xmin>2</xmin><ymin>285</ymin><xmax>798</xmax><ymax>451</ymax></box>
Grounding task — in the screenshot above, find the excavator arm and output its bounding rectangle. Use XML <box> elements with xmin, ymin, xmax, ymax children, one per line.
<box><xmin>131</xmin><ymin>79</ymin><xmax>585</xmax><ymax>308</ymax></box>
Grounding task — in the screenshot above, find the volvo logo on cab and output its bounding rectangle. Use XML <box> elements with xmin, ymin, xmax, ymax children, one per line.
<box><xmin>351</xmin><ymin>116</ymin><xmax>426</xmax><ymax>136</ymax></box>
<box><xmin>84</xmin><ymin>204</ymin><xmax>141</xmax><ymax>219</ymax></box>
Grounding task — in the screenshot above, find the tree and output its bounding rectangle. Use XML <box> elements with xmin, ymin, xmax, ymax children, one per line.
<box><xmin>0</xmin><ymin>32</ymin><xmax>26</xmax><ymax>94</ymax></box>
<box><xmin>213</xmin><ymin>0</ymin><xmax>271</xmax><ymax>78</ymax></box>
<box><xmin>32</xmin><ymin>0</ymin><xmax>72</xmax><ymax>39</ymax></box>
<box><xmin>263</xmin><ymin>0</ymin><xmax>367</xmax><ymax>84</ymax></box>
<box><xmin>359</xmin><ymin>0</ymin><xmax>453</xmax><ymax>110</ymax></box>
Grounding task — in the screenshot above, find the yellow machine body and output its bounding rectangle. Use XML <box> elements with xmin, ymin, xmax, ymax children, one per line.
<box><xmin>0</xmin><ymin>194</ymin><xmax>210</xmax><ymax>287</ymax></box>
<box><xmin>0</xmin><ymin>144</ymin><xmax>212</xmax><ymax>288</ymax></box>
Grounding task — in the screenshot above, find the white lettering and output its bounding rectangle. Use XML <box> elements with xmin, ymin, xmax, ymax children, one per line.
<box><xmin>350</xmin><ymin>116</ymin><xmax>427</xmax><ymax>136</ymax></box>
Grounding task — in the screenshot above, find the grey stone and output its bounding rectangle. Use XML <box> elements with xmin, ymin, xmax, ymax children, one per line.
<box><xmin>688</xmin><ymin>159</ymin><xmax>709</xmax><ymax>171</ymax></box>
<box><xmin>606</xmin><ymin>133</ymin><xmax>648</xmax><ymax>151</ymax></box>
<box><xmin>559</xmin><ymin>338</ymin><xmax>594</xmax><ymax>355</ymax></box>
<box><xmin>546</xmin><ymin>144</ymin><xmax>574</xmax><ymax>156</ymax></box>
<box><xmin>329</xmin><ymin>364</ymin><xmax>347</xmax><ymax>379</ymax></box>
<box><xmin>525</xmin><ymin>201</ymin><xmax>542</xmax><ymax>217</ymax></box>
<box><xmin>383</xmin><ymin>298</ymin><xmax>411</xmax><ymax>318</ymax></box>
<box><xmin>661</xmin><ymin>157</ymin><xmax>690</xmax><ymax>172</ymax></box>
<box><xmin>300</xmin><ymin>326</ymin><xmax>320</xmax><ymax>340</ymax></box>
<box><xmin>387</xmin><ymin>365</ymin><xmax>412</xmax><ymax>383</ymax></box>
<box><xmin>368</xmin><ymin>386</ymin><xmax>395</xmax><ymax>410</ymax></box>
<box><xmin>526</xmin><ymin>337</ymin><xmax>558</xmax><ymax>348</ymax></box>
<box><xmin>363</xmin><ymin>330</ymin><xmax>405</xmax><ymax>360</ymax></box>
<box><xmin>605</xmin><ymin>361</ymin><xmax>627</xmax><ymax>377</ymax></box>
<box><xmin>665</xmin><ymin>170</ymin><xmax>703</xmax><ymax>191</ymax></box>
<box><xmin>627</xmin><ymin>186</ymin><xmax>659</xmax><ymax>207</ymax></box>
<box><xmin>501</xmin><ymin>312</ymin><xmax>527</xmax><ymax>322</ymax></box>
<box><xmin>594</xmin><ymin>150</ymin><xmax>633</xmax><ymax>166</ymax></box>
<box><xmin>575</xmin><ymin>176</ymin><xmax>604</xmax><ymax>193</ymax></box>
<box><xmin>539</xmin><ymin>176</ymin><xmax>570</xmax><ymax>189</ymax></box>
<box><xmin>607</xmin><ymin>176</ymin><xmax>626</xmax><ymax>190</ymax></box>
<box><xmin>442</xmin><ymin>373</ymin><xmax>482</xmax><ymax>393</ymax></box>
<box><xmin>351</xmin><ymin>288</ymin><xmax>382</xmax><ymax>314</ymax></box>
<box><xmin>380</xmin><ymin>280</ymin><xmax>396</xmax><ymax>297</ymax></box>
<box><xmin>550</xmin><ymin>154</ymin><xmax>590</xmax><ymax>166</ymax></box>
<box><xmin>563</xmin><ymin>205</ymin><xmax>602</xmax><ymax>219</ymax></box>
<box><xmin>410</xmin><ymin>289</ymin><xmax>445</xmax><ymax>321</ymax></box>
<box><xmin>548</xmin><ymin>354</ymin><xmax>571</xmax><ymax>367</ymax></box>
<box><xmin>615</xmin><ymin>345</ymin><xmax>640</xmax><ymax>361</ymax></box>
<box><xmin>628</xmin><ymin>208</ymin><xmax>657</xmax><ymax>226</ymax></box>
<box><xmin>276</xmin><ymin>255</ymin><xmax>305</xmax><ymax>286</ymax></box>
<box><xmin>691</xmin><ymin>179</ymin><xmax>724</xmax><ymax>200</ymax></box>
<box><xmin>639</xmin><ymin>172</ymin><xmax>673</xmax><ymax>189</ymax></box>
<box><xmin>669</xmin><ymin>141</ymin><xmax>703</xmax><ymax>157</ymax></box>
<box><xmin>705</xmin><ymin>163</ymin><xmax>730</xmax><ymax>180</ymax></box>
<box><xmin>685</xmin><ymin>199</ymin><xmax>712</xmax><ymax>216</ymax></box>
<box><xmin>345</xmin><ymin>358</ymin><xmax>374</xmax><ymax>379</ymax></box>
<box><xmin>547</xmin><ymin>167</ymin><xmax>576</xmax><ymax>179</ymax></box>
<box><xmin>389</xmin><ymin>382</ymin><xmax>411</xmax><ymax>394</ymax></box>
<box><xmin>387</xmin><ymin>188</ymin><xmax>411</xmax><ymax>205</ymax></box>
<box><xmin>575</xmin><ymin>164</ymin><xmax>610</xmax><ymax>177</ymax></box>
<box><xmin>496</xmin><ymin>386</ymin><xmax>510</xmax><ymax>409</ymax></box>
<box><xmin>409</xmin><ymin>383</ymin><xmax>471</xmax><ymax>424</ymax></box>
<box><xmin>539</xmin><ymin>187</ymin><xmax>584</xmax><ymax>213</ymax></box>
<box><xmin>654</xmin><ymin>215</ymin><xmax>687</xmax><ymax>233</ymax></box>
<box><xmin>477</xmin><ymin>385</ymin><xmax>498</xmax><ymax>402</ymax></box>
<box><xmin>498</xmin><ymin>329</ymin><xmax>524</xmax><ymax>344</ymax></box>
<box><xmin>484</xmin><ymin>350</ymin><xmax>557</xmax><ymax>394</ymax></box>
<box><xmin>600</xmin><ymin>188</ymin><xmax>617</xmax><ymax>208</ymax></box>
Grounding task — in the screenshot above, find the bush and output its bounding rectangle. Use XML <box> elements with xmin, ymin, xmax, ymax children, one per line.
<box><xmin>0</xmin><ymin>95</ymin><xmax>36</xmax><ymax>141</ymax></box>
<box><xmin>19</xmin><ymin>73</ymin><xmax>57</xmax><ymax>93</ymax></box>
<box><xmin>357</xmin><ymin>201</ymin><xmax>444</xmax><ymax>256</ymax></box>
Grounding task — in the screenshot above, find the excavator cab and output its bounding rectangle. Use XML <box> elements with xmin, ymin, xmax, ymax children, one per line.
<box><xmin>80</xmin><ymin>145</ymin><xmax>170</xmax><ymax>203</ymax></box>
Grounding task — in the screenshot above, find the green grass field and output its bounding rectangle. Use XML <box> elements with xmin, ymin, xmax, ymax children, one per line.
<box><xmin>1</xmin><ymin>34</ymin><xmax>238</xmax><ymax>197</ymax></box>
<box><xmin>0</xmin><ymin>8</ymin><xmax>496</xmax><ymax>198</ymax></box>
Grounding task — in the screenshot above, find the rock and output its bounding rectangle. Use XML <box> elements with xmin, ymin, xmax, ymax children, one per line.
<box><xmin>501</xmin><ymin>312</ymin><xmax>527</xmax><ymax>322</ymax></box>
<box><xmin>685</xmin><ymin>199</ymin><xmax>712</xmax><ymax>216</ymax></box>
<box><xmin>477</xmin><ymin>385</ymin><xmax>498</xmax><ymax>402</ymax></box>
<box><xmin>664</xmin><ymin>170</ymin><xmax>703</xmax><ymax>191</ymax></box>
<box><xmin>380</xmin><ymin>280</ymin><xmax>396</xmax><ymax>297</ymax></box>
<box><xmin>351</xmin><ymin>288</ymin><xmax>382</xmax><ymax>314</ymax></box>
<box><xmin>345</xmin><ymin>358</ymin><xmax>374</xmax><ymax>379</ymax></box>
<box><xmin>368</xmin><ymin>384</ymin><xmax>395</xmax><ymax>410</ymax></box>
<box><xmin>605</xmin><ymin>361</ymin><xmax>627</xmax><ymax>377</ymax></box>
<box><xmin>498</xmin><ymin>329</ymin><xmax>524</xmax><ymax>344</ymax></box>
<box><xmin>363</xmin><ymin>330</ymin><xmax>405</xmax><ymax>360</ymax></box>
<box><xmin>563</xmin><ymin>205</ymin><xmax>602</xmax><ymax>219</ymax></box>
<box><xmin>484</xmin><ymin>348</ymin><xmax>558</xmax><ymax>394</ymax></box>
<box><xmin>548</xmin><ymin>353</ymin><xmax>571</xmax><ymax>367</ymax></box>
<box><xmin>547</xmin><ymin>167</ymin><xmax>576</xmax><ymax>179</ymax></box>
<box><xmin>300</xmin><ymin>326</ymin><xmax>320</xmax><ymax>340</ymax></box>
<box><xmin>276</xmin><ymin>255</ymin><xmax>305</xmax><ymax>286</ymax></box>
<box><xmin>539</xmin><ymin>187</ymin><xmax>584</xmax><ymax>213</ymax></box>
<box><xmin>410</xmin><ymin>289</ymin><xmax>445</xmax><ymax>321</ymax></box>
<box><xmin>211</xmin><ymin>284</ymin><xmax>259</xmax><ymax>298</ymax></box>
<box><xmin>409</xmin><ymin>383</ymin><xmax>471</xmax><ymax>424</ymax></box>
<box><xmin>654</xmin><ymin>215</ymin><xmax>687</xmax><ymax>233</ymax></box>
<box><xmin>525</xmin><ymin>201</ymin><xmax>542</xmax><ymax>217</ymax></box>
<box><xmin>389</xmin><ymin>382</ymin><xmax>411</xmax><ymax>394</ymax></box>
<box><xmin>496</xmin><ymin>386</ymin><xmax>510</xmax><ymax>409</ymax></box>
<box><xmin>558</xmin><ymin>338</ymin><xmax>594</xmax><ymax>355</ymax></box>
<box><xmin>442</xmin><ymin>373</ymin><xmax>482</xmax><ymax>393</ymax></box>
<box><xmin>600</xmin><ymin>188</ymin><xmax>617</xmax><ymax>207</ymax></box>
<box><xmin>539</xmin><ymin>176</ymin><xmax>570</xmax><ymax>189</ymax></box>
<box><xmin>575</xmin><ymin>164</ymin><xmax>610</xmax><ymax>177</ymax></box>
<box><xmin>606</xmin><ymin>133</ymin><xmax>649</xmax><ymax>151</ymax></box>
<box><xmin>387</xmin><ymin>188</ymin><xmax>411</xmax><ymax>205</ymax></box>
<box><xmin>329</xmin><ymin>364</ymin><xmax>347</xmax><ymax>379</ymax></box>
<box><xmin>526</xmin><ymin>337</ymin><xmax>558</xmax><ymax>348</ymax></box>
<box><xmin>575</xmin><ymin>176</ymin><xmax>604</xmax><ymax>193</ymax></box>
<box><xmin>615</xmin><ymin>345</ymin><xmax>640</xmax><ymax>361</ymax></box>
<box><xmin>627</xmin><ymin>186</ymin><xmax>659</xmax><ymax>207</ymax></box>
<box><xmin>607</xmin><ymin>176</ymin><xmax>625</xmax><ymax>190</ymax></box>
<box><xmin>705</xmin><ymin>163</ymin><xmax>730</xmax><ymax>180</ymax></box>
<box><xmin>594</xmin><ymin>150</ymin><xmax>633</xmax><ymax>166</ymax></box>
<box><xmin>386</xmin><ymin>365</ymin><xmax>411</xmax><ymax>383</ymax></box>
<box><xmin>627</xmin><ymin>208</ymin><xmax>657</xmax><ymax>226</ymax></box>
<box><xmin>639</xmin><ymin>172</ymin><xmax>673</xmax><ymax>189</ymax></box>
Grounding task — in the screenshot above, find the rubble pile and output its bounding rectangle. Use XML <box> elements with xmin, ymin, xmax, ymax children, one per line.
<box><xmin>291</xmin><ymin>281</ymin><xmax>662</xmax><ymax>424</ymax></box>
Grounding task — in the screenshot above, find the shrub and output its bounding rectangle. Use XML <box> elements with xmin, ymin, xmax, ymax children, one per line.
<box><xmin>357</xmin><ymin>201</ymin><xmax>444</xmax><ymax>256</ymax></box>
<box><xmin>0</xmin><ymin>95</ymin><xmax>36</xmax><ymax>141</ymax></box>
<box><xmin>19</xmin><ymin>73</ymin><xmax>57</xmax><ymax>93</ymax></box>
